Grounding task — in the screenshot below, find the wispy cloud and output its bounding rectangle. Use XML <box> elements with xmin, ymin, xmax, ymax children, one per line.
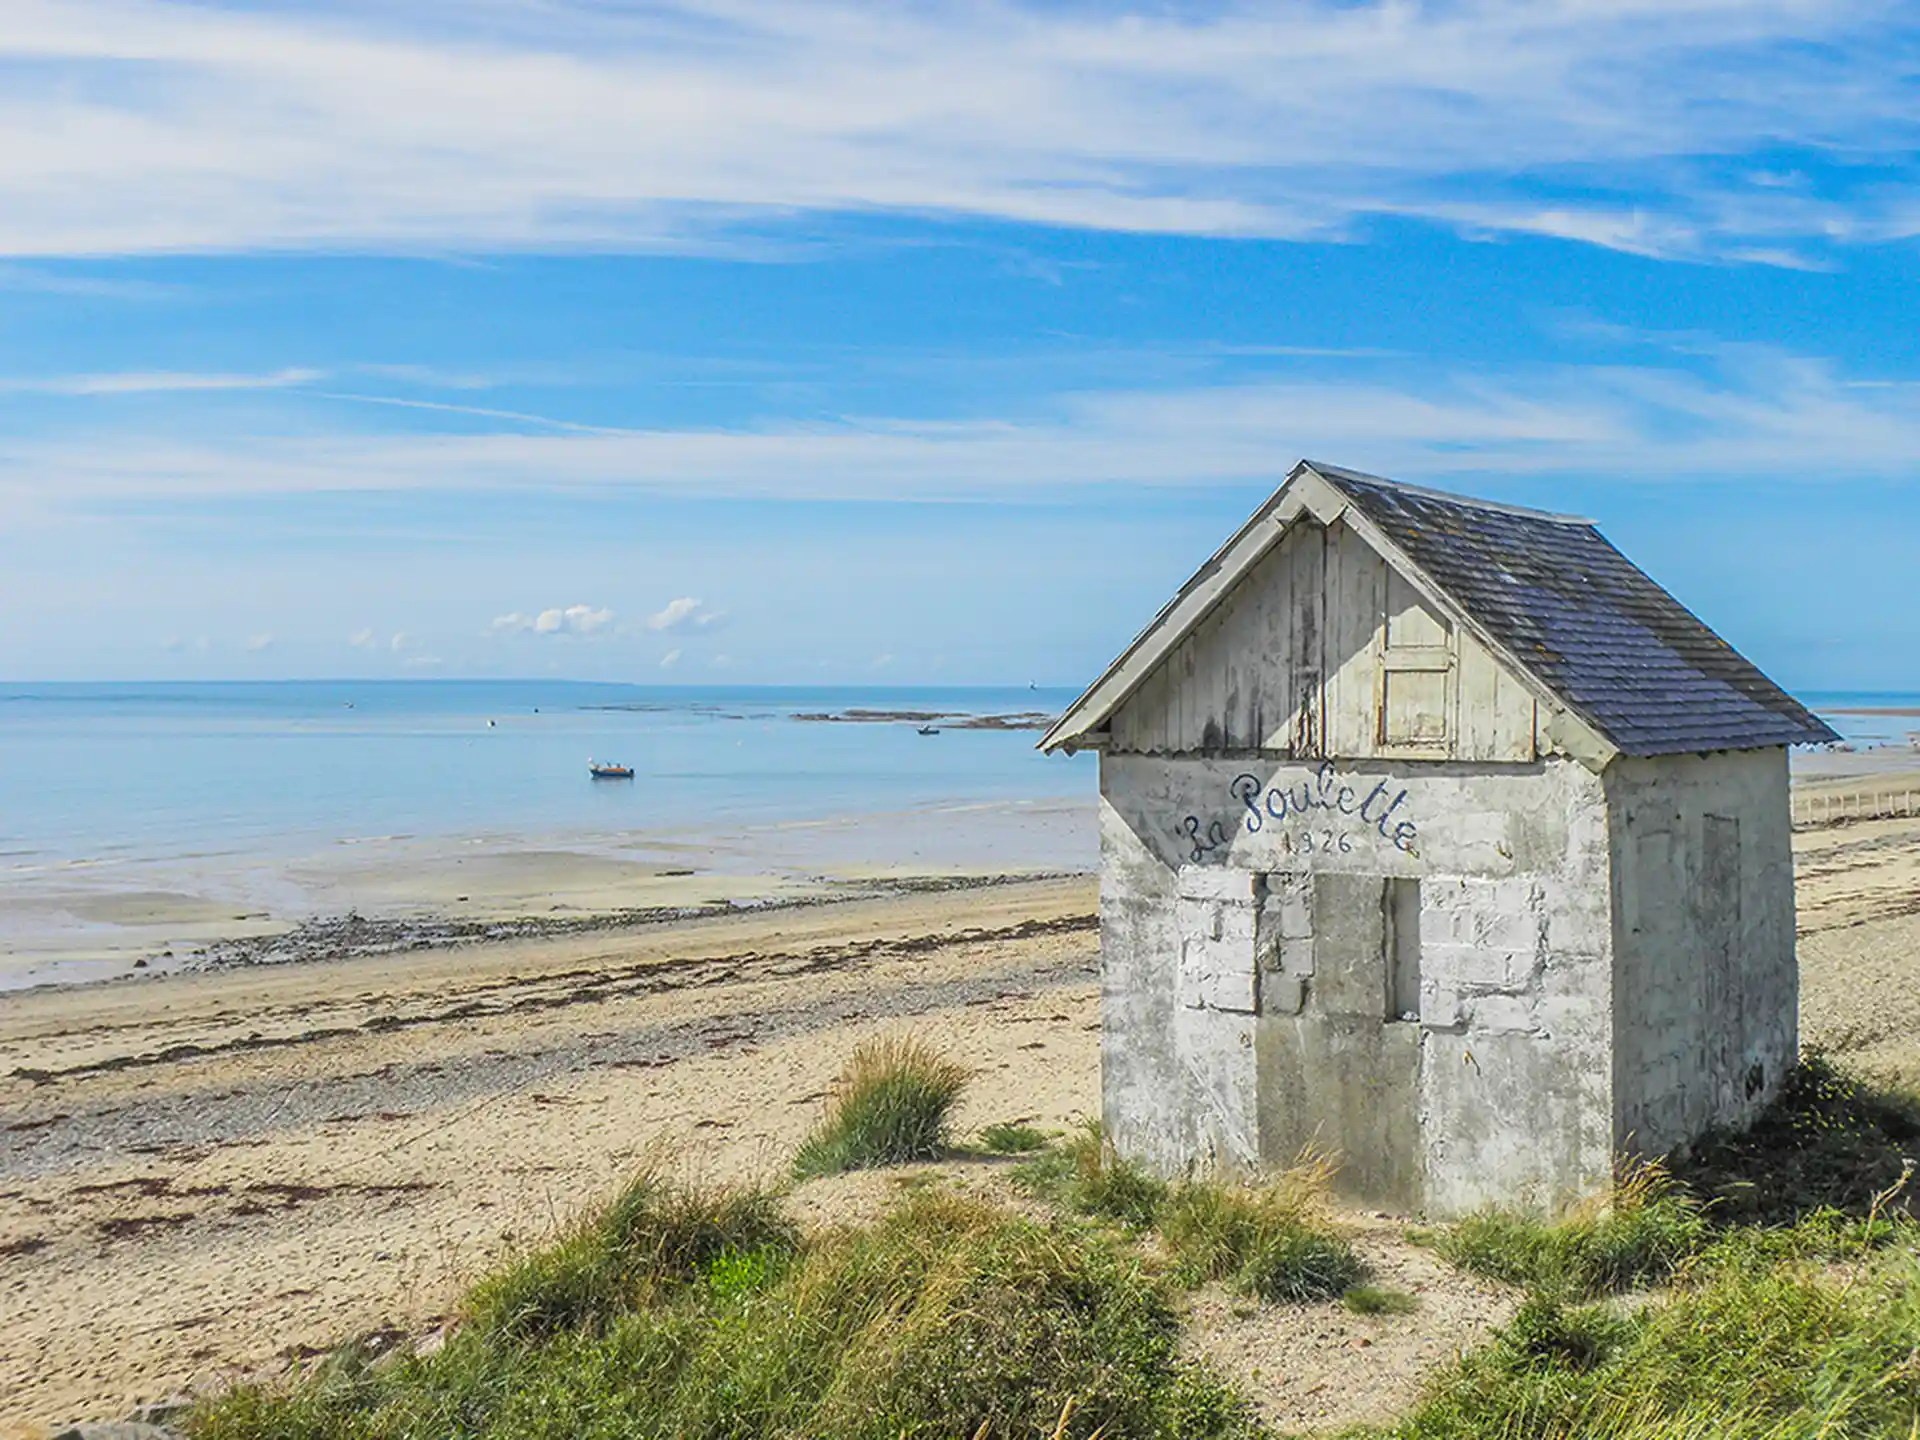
<box><xmin>0</xmin><ymin>262</ymin><xmax>178</xmax><ymax>298</ymax></box>
<box><xmin>0</xmin><ymin>1</ymin><xmax>1912</xmax><ymax>261</ymax></box>
<box><xmin>11</xmin><ymin>341</ymin><xmax>1920</xmax><ymax>509</ymax></box>
<box><xmin>311</xmin><ymin>390</ymin><xmax>623</xmax><ymax>433</ymax></box>
<box><xmin>0</xmin><ymin>367</ymin><xmax>320</xmax><ymax>395</ymax></box>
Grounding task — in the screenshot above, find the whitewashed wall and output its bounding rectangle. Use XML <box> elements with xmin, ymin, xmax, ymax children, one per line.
<box><xmin>1099</xmin><ymin>752</ymin><xmax>1617</xmax><ymax>1216</ymax></box>
<box><xmin>1606</xmin><ymin>748</ymin><xmax>1798</xmax><ymax>1157</ymax></box>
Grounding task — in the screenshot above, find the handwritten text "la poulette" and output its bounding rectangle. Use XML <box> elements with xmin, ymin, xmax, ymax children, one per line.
<box><xmin>1230</xmin><ymin>764</ymin><xmax>1419</xmax><ymax>853</ymax></box>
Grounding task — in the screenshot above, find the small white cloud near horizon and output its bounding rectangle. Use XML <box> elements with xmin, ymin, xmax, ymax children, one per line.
<box><xmin>491</xmin><ymin>604</ymin><xmax>614</xmax><ymax>638</ymax></box>
<box><xmin>871</xmin><ymin>653</ymin><xmax>895</xmax><ymax>669</ymax></box>
<box><xmin>659</xmin><ymin>648</ymin><xmax>682</xmax><ymax>669</ymax></box>
<box><xmin>243</xmin><ymin>632</ymin><xmax>274</xmax><ymax>652</ymax></box>
<box><xmin>708</xmin><ymin>653</ymin><xmax>733</xmax><ymax>670</ymax></box>
<box><xmin>348</xmin><ymin>627</ymin><xmax>377</xmax><ymax>649</ymax></box>
<box><xmin>645</xmin><ymin>597</ymin><xmax>726</xmax><ymax>634</ymax></box>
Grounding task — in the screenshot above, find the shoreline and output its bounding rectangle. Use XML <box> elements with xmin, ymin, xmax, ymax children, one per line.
<box><xmin>3</xmin><ymin>869</ymin><xmax>1091</xmax><ymax>1000</ymax></box>
<box><xmin>0</xmin><ymin>795</ymin><xmax>1098</xmax><ymax>992</ymax></box>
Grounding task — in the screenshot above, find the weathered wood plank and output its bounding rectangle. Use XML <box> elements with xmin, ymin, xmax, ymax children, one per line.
<box><xmin>1102</xmin><ymin>511</ymin><xmax>1541</xmax><ymax>762</ymax></box>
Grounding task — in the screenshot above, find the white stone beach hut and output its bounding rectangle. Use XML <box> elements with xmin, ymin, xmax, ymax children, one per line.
<box><xmin>1041</xmin><ymin>460</ymin><xmax>1838</xmax><ymax>1216</ymax></box>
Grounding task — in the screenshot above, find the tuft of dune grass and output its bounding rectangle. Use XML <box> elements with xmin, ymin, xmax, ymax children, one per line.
<box><xmin>1342</xmin><ymin>1284</ymin><xmax>1419</xmax><ymax>1316</ymax></box>
<box><xmin>465</xmin><ymin>1170</ymin><xmax>797</xmax><ymax>1341</ymax></box>
<box><xmin>1435</xmin><ymin>1160</ymin><xmax>1709</xmax><ymax>1299</ymax></box>
<box><xmin>1365</xmin><ymin>1217</ymin><xmax>1920</xmax><ymax>1440</ymax></box>
<box><xmin>1675</xmin><ymin>1050</ymin><xmax>1920</xmax><ymax>1226</ymax></box>
<box><xmin>187</xmin><ymin>1185</ymin><xmax>1260</xmax><ymax>1440</ymax></box>
<box><xmin>1015</xmin><ymin>1125</ymin><xmax>1364</xmax><ymax>1303</ymax></box>
<box><xmin>979</xmin><ymin>1121</ymin><xmax>1050</xmax><ymax>1155</ymax></box>
<box><xmin>792</xmin><ymin>1037</ymin><xmax>971</xmax><ymax>1179</ymax></box>
<box><xmin>1158</xmin><ymin>1159</ymin><xmax>1365</xmax><ymax>1304</ymax></box>
<box><xmin>1012</xmin><ymin>1119</ymin><xmax>1170</xmax><ymax>1230</ymax></box>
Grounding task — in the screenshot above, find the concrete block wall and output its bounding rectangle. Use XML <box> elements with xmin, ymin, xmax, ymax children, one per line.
<box><xmin>1100</xmin><ymin>752</ymin><xmax>1617</xmax><ymax>1216</ymax></box>
<box><xmin>1605</xmin><ymin>747</ymin><xmax>1797</xmax><ymax>1159</ymax></box>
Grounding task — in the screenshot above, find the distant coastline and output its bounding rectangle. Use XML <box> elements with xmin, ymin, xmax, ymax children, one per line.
<box><xmin>790</xmin><ymin>708</ymin><xmax>1054</xmax><ymax>730</ymax></box>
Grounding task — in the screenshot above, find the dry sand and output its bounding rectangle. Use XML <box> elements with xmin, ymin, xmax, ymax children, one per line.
<box><xmin>6</xmin><ymin>772</ymin><xmax>1920</xmax><ymax>1438</ymax></box>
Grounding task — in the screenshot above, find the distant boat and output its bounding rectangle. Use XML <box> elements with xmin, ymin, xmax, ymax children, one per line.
<box><xmin>916</xmin><ymin>724</ymin><xmax>940</xmax><ymax>736</ymax></box>
<box><xmin>589</xmin><ymin>760</ymin><xmax>635</xmax><ymax>779</ymax></box>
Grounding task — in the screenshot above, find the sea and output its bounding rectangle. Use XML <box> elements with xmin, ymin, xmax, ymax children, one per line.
<box><xmin>0</xmin><ymin>681</ymin><xmax>1091</xmax><ymax>871</ymax></box>
<box><xmin>0</xmin><ymin>681</ymin><xmax>1908</xmax><ymax>983</ymax></box>
<box><xmin>0</xmin><ymin>682</ymin><xmax>1096</xmax><ymax>983</ymax></box>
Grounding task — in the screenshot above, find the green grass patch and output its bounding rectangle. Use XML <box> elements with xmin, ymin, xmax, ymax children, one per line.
<box><xmin>1675</xmin><ymin>1050</ymin><xmax>1920</xmax><ymax>1226</ymax></box>
<box><xmin>792</xmin><ymin>1037</ymin><xmax>970</xmax><ymax>1179</ymax></box>
<box><xmin>1011</xmin><ymin>1119</ymin><xmax>1170</xmax><ymax>1229</ymax></box>
<box><xmin>979</xmin><ymin>1121</ymin><xmax>1050</xmax><ymax>1154</ymax></box>
<box><xmin>1435</xmin><ymin>1161</ymin><xmax>1710</xmax><ymax>1299</ymax></box>
<box><xmin>464</xmin><ymin>1171</ymin><xmax>797</xmax><ymax>1341</ymax></box>
<box><xmin>1343</xmin><ymin>1285</ymin><xmax>1419</xmax><ymax>1316</ymax></box>
<box><xmin>1159</xmin><ymin>1175</ymin><xmax>1364</xmax><ymax>1303</ymax></box>
<box><xmin>1360</xmin><ymin>1217</ymin><xmax>1920</xmax><ymax>1440</ymax></box>
<box><xmin>187</xmin><ymin>1188</ymin><xmax>1259</xmax><ymax>1440</ymax></box>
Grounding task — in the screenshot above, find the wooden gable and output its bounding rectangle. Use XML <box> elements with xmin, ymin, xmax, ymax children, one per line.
<box><xmin>1105</xmin><ymin>513</ymin><xmax>1541</xmax><ymax>762</ymax></box>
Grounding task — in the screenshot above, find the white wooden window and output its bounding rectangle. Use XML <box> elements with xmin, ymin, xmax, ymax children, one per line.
<box><xmin>1377</xmin><ymin>569</ymin><xmax>1455</xmax><ymax>753</ymax></box>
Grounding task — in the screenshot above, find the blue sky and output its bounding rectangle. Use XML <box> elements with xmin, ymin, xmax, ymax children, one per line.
<box><xmin>2</xmin><ymin>1</ymin><xmax>1918</xmax><ymax>688</ymax></box>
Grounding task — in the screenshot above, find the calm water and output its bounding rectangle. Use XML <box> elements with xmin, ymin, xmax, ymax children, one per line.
<box><xmin>0</xmin><ymin>682</ymin><xmax>1093</xmax><ymax>872</ymax></box>
<box><xmin>0</xmin><ymin>681</ymin><xmax>1904</xmax><ymax>876</ymax></box>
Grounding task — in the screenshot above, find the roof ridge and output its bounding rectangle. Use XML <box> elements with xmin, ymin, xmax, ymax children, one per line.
<box><xmin>1304</xmin><ymin>460</ymin><xmax>1595</xmax><ymax>526</ymax></box>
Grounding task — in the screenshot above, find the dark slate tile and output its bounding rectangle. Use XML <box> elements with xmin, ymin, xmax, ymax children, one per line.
<box><xmin>1309</xmin><ymin>463</ymin><xmax>1839</xmax><ymax>757</ymax></box>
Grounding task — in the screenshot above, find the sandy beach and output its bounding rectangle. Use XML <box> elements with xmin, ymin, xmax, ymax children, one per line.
<box><xmin>7</xmin><ymin>763</ymin><xmax>1920</xmax><ymax>1435</ymax></box>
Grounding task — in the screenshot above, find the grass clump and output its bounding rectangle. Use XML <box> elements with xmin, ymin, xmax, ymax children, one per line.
<box><xmin>1012</xmin><ymin>1119</ymin><xmax>1169</xmax><ymax>1229</ymax></box>
<box><xmin>1343</xmin><ymin>1284</ymin><xmax>1419</xmax><ymax>1316</ymax></box>
<box><xmin>465</xmin><ymin>1171</ymin><xmax>797</xmax><ymax>1340</ymax></box>
<box><xmin>1159</xmin><ymin>1173</ymin><xmax>1364</xmax><ymax>1303</ymax></box>
<box><xmin>792</xmin><ymin>1037</ymin><xmax>970</xmax><ymax>1179</ymax></box>
<box><xmin>979</xmin><ymin>1121</ymin><xmax>1050</xmax><ymax>1154</ymax></box>
<box><xmin>1676</xmin><ymin>1050</ymin><xmax>1920</xmax><ymax>1225</ymax></box>
<box><xmin>1364</xmin><ymin>1219</ymin><xmax>1920</xmax><ymax>1440</ymax></box>
<box><xmin>1435</xmin><ymin>1161</ymin><xmax>1709</xmax><ymax>1299</ymax></box>
<box><xmin>188</xmin><ymin>1187</ymin><xmax>1259</xmax><ymax>1440</ymax></box>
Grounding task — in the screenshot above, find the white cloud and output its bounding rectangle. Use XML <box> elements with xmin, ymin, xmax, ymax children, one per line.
<box><xmin>644</xmin><ymin>596</ymin><xmax>726</xmax><ymax>633</ymax></box>
<box><xmin>659</xmin><ymin>648</ymin><xmax>682</xmax><ymax>669</ymax></box>
<box><xmin>491</xmin><ymin>603</ymin><xmax>614</xmax><ymax>637</ymax></box>
<box><xmin>243</xmin><ymin>631</ymin><xmax>274</xmax><ymax>652</ymax></box>
<box><xmin>16</xmin><ymin>340</ymin><xmax>1920</xmax><ymax>509</ymax></box>
<box><xmin>0</xmin><ymin>368</ymin><xmax>320</xmax><ymax>395</ymax></box>
<box><xmin>871</xmin><ymin>652</ymin><xmax>895</xmax><ymax>669</ymax></box>
<box><xmin>0</xmin><ymin>1</ymin><xmax>1910</xmax><ymax>261</ymax></box>
<box><xmin>348</xmin><ymin>627</ymin><xmax>377</xmax><ymax>648</ymax></box>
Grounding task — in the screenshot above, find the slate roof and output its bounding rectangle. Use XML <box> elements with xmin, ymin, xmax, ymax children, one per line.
<box><xmin>1309</xmin><ymin>462</ymin><xmax>1839</xmax><ymax>756</ymax></box>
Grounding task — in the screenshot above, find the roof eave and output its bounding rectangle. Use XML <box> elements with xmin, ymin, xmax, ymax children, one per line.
<box><xmin>1038</xmin><ymin>460</ymin><xmax>1331</xmax><ymax>753</ymax></box>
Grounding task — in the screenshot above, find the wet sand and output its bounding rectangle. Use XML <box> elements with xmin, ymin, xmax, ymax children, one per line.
<box><xmin>0</xmin><ymin>796</ymin><xmax>1097</xmax><ymax>991</ymax></box>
